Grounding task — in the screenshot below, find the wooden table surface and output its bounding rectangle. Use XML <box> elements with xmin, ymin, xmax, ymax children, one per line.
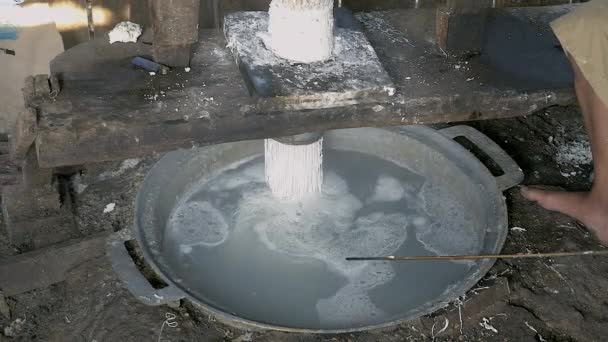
<box><xmin>34</xmin><ymin>7</ymin><xmax>576</xmax><ymax>168</ymax></box>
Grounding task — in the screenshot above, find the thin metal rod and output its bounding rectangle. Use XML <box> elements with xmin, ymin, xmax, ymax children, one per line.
<box><xmin>346</xmin><ymin>250</ymin><xmax>608</xmax><ymax>261</ymax></box>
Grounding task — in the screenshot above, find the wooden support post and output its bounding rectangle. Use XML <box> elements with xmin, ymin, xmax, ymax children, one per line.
<box><xmin>12</xmin><ymin>73</ymin><xmax>60</xmax><ymax>161</ymax></box>
<box><xmin>21</xmin><ymin>147</ymin><xmax>53</xmax><ymax>188</ymax></box>
<box><xmin>9</xmin><ymin>107</ymin><xmax>37</xmax><ymax>161</ymax></box>
<box><xmin>2</xmin><ymin>72</ymin><xmax>76</xmax><ymax>251</ymax></box>
<box><xmin>150</xmin><ymin>0</ymin><xmax>201</xmax><ymax>67</ymax></box>
<box><xmin>436</xmin><ymin>0</ymin><xmax>492</xmax><ymax>55</ymax></box>
<box><xmin>1</xmin><ymin>146</ymin><xmax>80</xmax><ymax>251</ymax></box>
<box><xmin>0</xmin><ymin>138</ymin><xmax>19</xmax><ymax>187</ymax></box>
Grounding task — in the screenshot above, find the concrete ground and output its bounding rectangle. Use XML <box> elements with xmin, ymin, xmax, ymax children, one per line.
<box><xmin>0</xmin><ymin>105</ymin><xmax>606</xmax><ymax>341</ymax></box>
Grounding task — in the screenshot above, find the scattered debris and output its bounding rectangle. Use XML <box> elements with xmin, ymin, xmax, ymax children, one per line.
<box><xmin>544</xmin><ymin>263</ymin><xmax>575</xmax><ymax>294</ymax></box>
<box><xmin>3</xmin><ymin>318</ymin><xmax>25</xmax><ymax>337</ymax></box>
<box><xmin>524</xmin><ymin>321</ymin><xmax>548</xmax><ymax>342</ymax></box>
<box><xmin>453</xmin><ymin>295</ymin><xmax>465</xmax><ymax>334</ymax></box>
<box><xmin>383</xmin><ymin>86</ymin><xmax>396</xmax><ymax>96</ymax></box>
<box><xmin>556</xmin><ymin>138</ymin><xmax>592</xmax><ymax>167</ymax></box>
<box><xmin>479</xmin><ymin>317</ymin><xmax>498</xmax><ymax>333</ymax></box>
<box><xmin>98</xmin><ymin>159</ymin><xmax>141</xmax><ymax>181</ymax></box>
<box><xmin>157</xmin><ymin>312</ymin><xmax>179</xmax><ymax>342</ymax></box>
<box><xmin>356</xmin><ymin>12</ymin><xmax>414</xmax><ymax>46</ymax></box>
<box><xmin>510</xmin><ymin>227</ymin><xmax>527</xmax><ymax>232</ymax></box>
<box><xmin>132</xmin><ymin>57</ymin><xmax>170</xmax><ymax>74</ymax></box>
<box><xmin>466</xmin><ymin>78</ymin><xmax>475</xmax><ymax>82</ymax></box>
<box><xmin>149</xmin><ymin>72</ymin><xmax>156</xmax><ymax>76</ymax></box>
<box><xmin>72</xmin><ymin>174</ymin><xmax>88</xmax><ymax>194</ymax></box>
<box><xmin>184</xmin><ymin>67</ymin><xmax>191</xmax><ymax>72</ymax></box>
<box><xmin>233</xmin><ymin>332</ymin><xmax>253</xmax><ymax>342</ymax></box>
<box><xmin>108</xmin><ymin>21</ymin><xmax>142</xmax><ymax>44</ymax></box>
<box><xmin>103</xmin><ymin>203</ymin><xmax>116</xmax><ymax>214</ymax></box>
<box><xmin>431</xmin><ymin>317</ymin><xmax>449</xmax><ymax>342</ymax></box>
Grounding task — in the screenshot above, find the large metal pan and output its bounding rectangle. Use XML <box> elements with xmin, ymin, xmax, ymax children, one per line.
<box><xmin>108</xmin><ymin>125</ymin><xmax>523</xmax><ymax>333</ymax></box>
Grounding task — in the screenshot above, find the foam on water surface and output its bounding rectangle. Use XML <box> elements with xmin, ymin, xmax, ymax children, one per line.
<box><xmin>369</xmin><ymin>175</ymin><xmax>406</xmax><ymax>202</ymax></box>
<box><xmin>163</xmin><ymin>150</ymin><xmax>481</xmax><ymax>329</ymax></box>
<box><xmin>168</xmin><ymin>201</ymin><xmax>229</xmax><ymax>247</ymax></box>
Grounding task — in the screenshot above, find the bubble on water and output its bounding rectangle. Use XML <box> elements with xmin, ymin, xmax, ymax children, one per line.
<box><xmin>412</xmin><ymin>216</ymin><xmax>428</xmax><ymax>227</ymax></box>
<box><xmin>321</xmin><ymin>171</ymin><xmax>350</xmax><ymax>197</ymax></box>
<box><xmin>369</xmin><ymin>175</ymin><xmax>405</xmax><ymax>203</ymax></box>
<box><xmin>168</xmin><ymin>201</ymin><xmax>229</xmax><ymax>247</ymax></box>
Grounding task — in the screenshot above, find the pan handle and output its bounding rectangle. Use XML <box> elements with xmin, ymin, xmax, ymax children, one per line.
<box><xmin>107</xmin><ymin>231</ymin><xmax>186</xmax><ymax>306</ymax></box>
<box><xmin>439</xmin><ymin>125</ymin><xmax>524</xmax><ymax>191</ymax></box>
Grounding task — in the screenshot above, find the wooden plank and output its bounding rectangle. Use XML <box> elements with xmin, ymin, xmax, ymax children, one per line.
<box><xmin>34</xmin><ymin>7</ymin><xmax>577</xmax><ymax>168</ymax></box>
<box><xmin>0</xmin><ymin>174</ymin><xmax>18</xmax><ymax>187</ymax></box>
<box><xmin>0</xmin><ymin>233</ymin><xmax>109</xmax><ymax>296</ymax></box>
<box><xmin>9</xmin><ymin>108</ymin><xmax>37</xmax><ymax>161</ymax></box>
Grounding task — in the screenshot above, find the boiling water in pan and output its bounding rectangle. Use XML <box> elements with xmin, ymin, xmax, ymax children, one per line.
<box><xmin>163</xmin><ymin>150</ymin><xmax>483</xmax><ymax>330</ymax></box>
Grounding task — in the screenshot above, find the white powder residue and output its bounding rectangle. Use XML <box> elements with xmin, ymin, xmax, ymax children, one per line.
<box><xmin>555</xmin><ymin>139</ymin><xmax>592</xmax><ymax>167</ymax></box>
<box><xmin>267</xmin><ymin>0</ymin><xmax>334</xmax><ymax>63</ymax></box>
<box><xmin>264</xmin><ymin>138</ymin><xmax>323</xmax><ymax>201</ymax></box>
<box><xmin>103</xmin><ymin>203</ymin><xmax>116</xmax><ymax>213</ymax></box>
<box><xmin>224</xmin><ymin>12</ymin><xmax>388</xmax><ymax>90</ymax></box>
<box><xmin>369</xmin><ymin>175</ymin><xmax>405</xmax><ymax>202</ymax></box>
<box><xmin>356</xmin><ymin>12</ymin><xmax>413</xmax><ymax>46</ymax></box>
<box><xmin>108</xmin><ymin>21</ymin><xmax>142</xmax><ymax>44</ymax></box>
<box><xmin>72</xmin><ymin>174</ymin><xmax>88</xmax><ymax>194</ymax></box>
<box><xmin>98</xmin><ymin>158</ymin><xmax>140</xmax><ymax>181</ymax></box>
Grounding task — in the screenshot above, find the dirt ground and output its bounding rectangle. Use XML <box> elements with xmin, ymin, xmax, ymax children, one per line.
<box><xmin>1</xmin><ymin>105</ymin><xmax>607</xmax><ymax>342</ymax></box>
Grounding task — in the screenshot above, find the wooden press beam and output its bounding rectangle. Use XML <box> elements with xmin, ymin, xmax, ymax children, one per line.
<box><xmin>26</xmin><ymin>6</ymin><xmax>577</xmax><ymax>168</ymax></box>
